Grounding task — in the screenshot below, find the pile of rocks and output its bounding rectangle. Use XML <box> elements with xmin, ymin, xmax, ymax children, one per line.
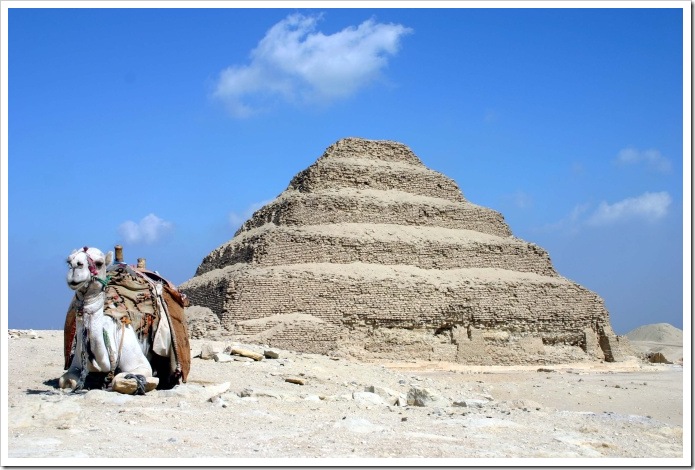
<box><xmin>190</xmin><ymin>340</ymin><xmax>494</xmax><ymax>410</ymax></box>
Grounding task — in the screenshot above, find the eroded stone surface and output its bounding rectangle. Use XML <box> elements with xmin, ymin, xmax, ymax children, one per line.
<box><xmin>180</xmin><ymin>137</ymin><xmax>630</xmax><ymax>364</ymax></box>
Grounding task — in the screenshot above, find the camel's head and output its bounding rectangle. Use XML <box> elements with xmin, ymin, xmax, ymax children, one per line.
<box><xmin>66</xmin><ymin>247</ymin><xmax>113</xmax><ymax>291</ymax></box>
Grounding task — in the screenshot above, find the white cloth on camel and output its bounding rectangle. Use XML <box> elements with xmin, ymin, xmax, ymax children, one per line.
<box><xmin>152</xmin><ymin>283</ymin><xmax>172</xmax><ymax>357</ymax></box>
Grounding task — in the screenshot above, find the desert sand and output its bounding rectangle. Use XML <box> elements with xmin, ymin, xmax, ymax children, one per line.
<box><xmin>3</xmin><ymin>326</ymin><xmax>687</xmax><ymax>465</ymax></box>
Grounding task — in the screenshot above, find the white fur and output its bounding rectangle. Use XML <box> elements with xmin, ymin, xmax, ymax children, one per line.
<box><xmin>59</xmin><ymin>247</ymin><xmax>153</xmax><ymax>393</ymax></box>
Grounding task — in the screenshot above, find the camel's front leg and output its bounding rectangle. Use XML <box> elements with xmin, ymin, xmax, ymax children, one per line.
<box><xmin>58</xmin><ymin>365</ymin><xmax>82</xmax><ymax>391</ymax></box>
<box><xmin>59</xmin><ymin>330</ymin><xmax>84</xmax><ymax>391</ymax></box>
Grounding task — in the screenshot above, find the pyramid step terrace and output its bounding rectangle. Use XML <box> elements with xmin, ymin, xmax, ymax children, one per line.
<box><xmin>236</xmin><ymin>189</ymin><xmax>512</xmax><ymax>238</ymax></box>
<box><xmin>196</xmin><ymin>223</ymin><xmax>556</xmax><ymax>276</ymax></box>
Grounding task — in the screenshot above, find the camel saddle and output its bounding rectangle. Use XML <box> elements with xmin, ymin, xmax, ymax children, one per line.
<box><xmin>64</xmin><ymin>263</ymin><xmax>191</xmax><ymax>387</ymax></box>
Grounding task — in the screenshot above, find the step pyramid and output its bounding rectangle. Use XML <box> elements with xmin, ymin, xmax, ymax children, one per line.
<box><xmin>180</xmin><ymin>138</ymin><xmax>631</xmax><ymax>364</ymax></box>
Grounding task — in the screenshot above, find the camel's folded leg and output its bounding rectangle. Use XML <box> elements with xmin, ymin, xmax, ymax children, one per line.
<box><xmin>108</xmin><ymin>331</ymin><xmax>156</xmax><ymax>394</ymax></box>
<box><xmin>58</xmin><ymin>367</ymin><xmax>81</xmax><ymax>391</ymax></box>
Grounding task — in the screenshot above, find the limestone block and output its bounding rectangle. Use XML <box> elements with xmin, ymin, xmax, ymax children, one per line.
<box><xmin>285</xmin><ymin>377</ymin><xmax>306</xmax><ymax>385</ymax></box>
<box><xmin>364</xmin><ymin>385</ymin><xmax>403</xmax><ymax>405</ymax></box>
<box><xmin>200</xmin><ymin>343</ymin><xmax>219</xmax><ymax>360</ymax></box>
<box><xmin>229</xmin><ymin>347</ymin><xmax>264</xmax><ymax>361</ymax></box>
<box><xmin>406</xmin><ymin>386</ymin><xmax>449</xmax><ymax>407</ymax></box>
<box><xmin>519</xmin><ymin>337</ymin><xmax>545</xmax><ymax>355</ymax></box>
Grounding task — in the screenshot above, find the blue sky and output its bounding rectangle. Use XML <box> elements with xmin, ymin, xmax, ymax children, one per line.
<box><xmin>3</xmin><ymin>3</ymin><xmax>689</xmax><ymax>335</ymax></box>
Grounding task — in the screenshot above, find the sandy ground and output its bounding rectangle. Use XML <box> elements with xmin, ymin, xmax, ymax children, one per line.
<box><xmin>3</xmin><ymin>330</ymin><xmax>688</xmax><ymax>465</ymax></box>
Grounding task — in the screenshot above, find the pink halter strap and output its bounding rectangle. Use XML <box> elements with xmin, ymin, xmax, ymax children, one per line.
<box><xmin>82</xmin><ymin>247</ymin><xmax>100</xmax><ymax>276</ymax></box>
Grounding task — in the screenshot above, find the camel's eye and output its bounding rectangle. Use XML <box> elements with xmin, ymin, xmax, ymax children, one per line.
<box><xmin>76</xmin><ymin>262</ymin><xmax>84</xmax><ymax>267</ymax></box>
<box><xmin>95</xmin><ymin>261</ymin><xmax>103</xmax><ymax>268</ymax></box>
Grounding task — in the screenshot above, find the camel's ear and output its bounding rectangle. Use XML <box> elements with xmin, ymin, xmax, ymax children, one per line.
<box><xmin>105</xmin><ymin>251</ymin><xmax>114</xmax><ymax>267</ymax></box>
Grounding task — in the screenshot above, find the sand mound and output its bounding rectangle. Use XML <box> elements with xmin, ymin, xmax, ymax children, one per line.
<box><xmin>625</xmin><ymin>323</ymin><xmax>683</xmax><ymax>365</ymax></box>
<box><xmin>625</xmin><ymin>323</ymin><xmax>683</xmax><ymax>344</ymax></box>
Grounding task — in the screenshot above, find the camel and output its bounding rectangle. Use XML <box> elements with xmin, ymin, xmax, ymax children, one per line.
<box><xmin>60</xmin><ymin>246</ymin><xmax>190</xmax><ymax>394</ymax></box>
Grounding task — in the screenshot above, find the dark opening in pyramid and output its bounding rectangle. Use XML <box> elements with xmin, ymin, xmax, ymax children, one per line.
<box><xmin>180</xmin><ymin>137</ymin><xmax>631</xmax><ymax>364</ymax></box>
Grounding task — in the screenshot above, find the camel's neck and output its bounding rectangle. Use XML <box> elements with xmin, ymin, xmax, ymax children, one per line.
<box><xmin>76</xmin><ymin>280</ymin><xmax>105</xmax><ymax>317</ymax></box>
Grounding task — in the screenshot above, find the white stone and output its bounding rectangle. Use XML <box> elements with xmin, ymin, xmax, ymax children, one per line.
<box><xmin>213</xmin><ymin>353</ymin><xmax>234</xmax><ymax>363</ymax></box>
<box><xmin>364</xmin><ymin>385</ymin><xmax>402</xmax><ymax>404</ymax></box>
<box><xmin>200</xmin><ymin>343</ymin><xmax>219</xmax><ymax>360</ymax></box>
<box><xmin>352</xmin><ymin>391</ymin><xmax>387</xmax><ymax>406</ymax></box>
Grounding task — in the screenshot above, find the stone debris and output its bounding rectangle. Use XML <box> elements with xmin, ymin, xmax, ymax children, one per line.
<box><xmin>199</xmin><ymin>343</ymin><xmax>219</xmax><ymax>360</ymax></box>
<box><xmin>157</xmin><ymin>382</ymin><xmax>231</xmax><ymax>402</ymax></box>
<box><xmin>228</xmin><ymin>347</ymin><xmax>264</xmax><ymax>361</ymax></box>
<box><xmin>406</xmin><ymin>386</ymin><xmax>449</xmax><ymax>407</ymax></box>
<box><xmin>8</xmin><ymin>329</ymin><xmax>41</xmax><ymax>339</ymax></box>
<box><xmin>264</xmin><ymin>350</ymin><xmax>280</xmax><ymax>359</ymax></box>
<box><xmin>352</xmin><ymin>391</ymin><xmax>387</xmax><ymax>406</ymax></box>
<box><xmin>239</xmin><ymin>388</ymin><xmax>289</xmax><ymax>400</ymax></box>
<box><xmin>647</xmin><ymin>352</ymin><xmax>671</xmax><ymax>364</ymax></box>
<box><xmin>285</xmin><ymin>377</ymin><xmax>306</xmax><ymax>385</ymax></box>
<box><xmin>452</xmin><ymin>398</ymin><xmax>488</xmax><ymax>408</ymax></box>
<box><xmin>364</xmin><ymin>385</ymin><xmax>404</xmax><ymax>406</ymax></box>
<box><xmin>185</xmin><ymin>305</ymin><xmax>222</xmax><ymax>339</ymax></box>
<box><xmin>209</xmin><ymin>395</ymin><xmax>228</xmax><ymax>408</ymax></box>
<box><xmin>213</xmin><ymin>353</ymin><xmax>234</xmax><ymax>363</ymax></box>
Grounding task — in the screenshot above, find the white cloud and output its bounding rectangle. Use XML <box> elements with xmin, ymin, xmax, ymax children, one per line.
<box><xmin>118</xmin><ymin>213</ymin><xmax>174</xmax><ymax>245</ymax></box>
<box><xmin>213</xmin><ymin>14</ymin><xmax>412</xmax><ymax>117</ymax></box>
<box><xmin>503</xmin><ymin>190</ymin><xmax>532</xmax><ymax>209</ymax></box>
<box><xmin>587</xmin><ymin>191</ymin><xmax>672</xmax><ymax>226</ymax></box>
<box><xmin>537</xmin><ymin>192</ymin><xmax>671</xmax><ymax>234</ymax></box>
<box><xmin>536</xmin><ymin>202</ymin><xmax>589</xmax><ymax>234</ymax></box>
<box><xmin>616</xmin><ymin>147</ymin><xmax>671</xmax><ymax>173</ymax></box>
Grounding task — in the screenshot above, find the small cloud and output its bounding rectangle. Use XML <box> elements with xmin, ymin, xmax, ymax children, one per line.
<box><xmin>505</xmin><ymin>190</ymin><xmax>532</xmax><ymax>209</ymax></box>
<box><xmin>615</xmin><ymin>147</ymin><xmax>671</xmax><ymax>173</ymax></box>
<box><xmin>568</xmin><ymin>203</ymin><xmax>591</xmax><ymax>223</ymax></box>
<box><xmin>118</xmin><ymin>213</ymin><xmax>174</xmax><ymax>245</ymax></box>
<box><xmin>587</xmin><ymin>191</ymin><xmax>672</xmax><ymax>226</ymax></box>
<box><xmin>536</xmin><ymin>202</ymin><xmax>589</xmax><ymax>234</ymax></box>
<box><xmin>537</xmin><ymin>192</ymin><xmax>671</xmax><ymax>233</ymax></box>
<box><xmin>229</xmin><ymin>200</ymin><xmax>273</xmax><ymax>230</ymax></box>
<box><xmin>213</xmin><ymin>13</ymin><xmax>412</xmax><ymax>117</ymax></box>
